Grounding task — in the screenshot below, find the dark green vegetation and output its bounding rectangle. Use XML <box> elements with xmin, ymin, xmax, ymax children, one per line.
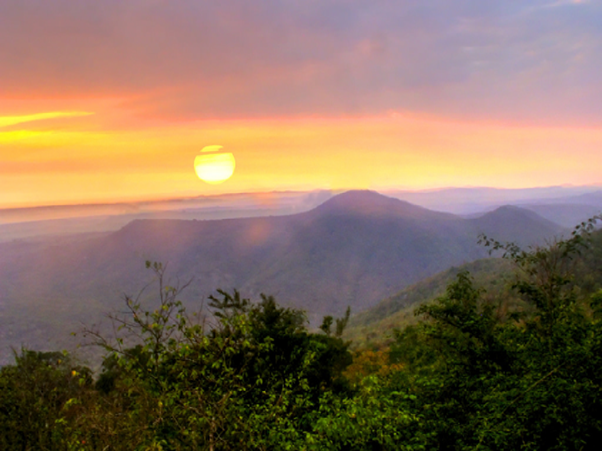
<box><xmin>344</xmin><ymin>257</ymin><xmax>516</xmax><ymax>346</ymax></box>
<box><xmin>3</xmin><ymin>218</ymin><xmax>602</xmax><ymax>449</ymax></box>
<box><xmin>0</xmin><ymin>191</ymin><xmax>565</xmax><ymax>363</ymax></box>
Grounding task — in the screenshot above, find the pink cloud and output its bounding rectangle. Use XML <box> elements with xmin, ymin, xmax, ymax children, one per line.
<box><xmin>0</xmin><ymin>0</ymin><xmax>600</xmax><ymax>125</ymax></box>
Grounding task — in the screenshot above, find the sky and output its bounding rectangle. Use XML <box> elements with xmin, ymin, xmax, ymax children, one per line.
<box><xmin>1</xmin><ymin>0</ymin><xmax>602</xmax><ymax>208</ymax></box>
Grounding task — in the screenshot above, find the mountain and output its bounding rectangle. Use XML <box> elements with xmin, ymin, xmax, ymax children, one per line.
<box><xmin>0</xmin><ymin>190</ymin><xmax>565</xmax><ymax>362</ymax></box>
<box><xmin>468</xmin><ymin>205</ymin><xmax>564</xmax><ymax>244</ymax></box>
<box><xmin>344</xmin><ymin>257</ymin><xmax>515</xmax><ymax>346</ymax></box>
<box><xmin>562</xmin><ymin>190</ymin><xmax>602</xmax><ymax>207</ymax></box>
<box><xmin>386</xmin><ymin>186</ymin><xmax>600</xmax><ymax>215</ymax></box>
<box><xmin>520</xmin><ymin>203</ymin><xmax>602</xmax><ymax>228</ymax></box>
<box><xmin>345</xmin><ymin>226</ymin><xmax>602</xmax><ymax>347</ymax></box>
<box><xmin>383</xmin><ymin>186</ymin><xmax>602</xmax><ymax>228</ymax></box>
<box><xmin>0</xmin><ymin>190</ymin><xmax>334</xmax><ymax>242</ymax></box>
<box><xmin>517</xmin><ymin>190</ymin><xmax>602</xmax><ymax>227</ymax></box>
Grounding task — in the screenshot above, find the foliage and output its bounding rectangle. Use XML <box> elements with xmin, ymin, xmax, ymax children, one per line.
<box><xmin>3</xmin><ymin>222</ymin><xmax>602</xmax><ymax>449</ymax></box>
<box><xmin>77</xmin><ymin>262</ymin><xmax>356</xmax><ymax>449</ymax></box>
<box><xmin>0</xmin><ymin>349</ymin><xmax>92</xmax><ymax>450</ymax></box>
<box><xmin>386</xmin><ymin>218</ymin><xmax>602</xmax><ymax>450</ymax></box>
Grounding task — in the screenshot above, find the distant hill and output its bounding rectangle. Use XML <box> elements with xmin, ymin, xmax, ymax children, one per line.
<box><xmin>0</xmin><ymin>190</ymin><xmax>565</xmax><ymax>363</ymax></box>
<box><xmin>386</xmin><ymin>186</ymin><xmax>600</xmax><ymax>215</ymax></box>
<box><xmin>520</xmin><ymin>203</ymin><xmax>602</xmax><ymax>228</ymax></box>
<box><xmin>384</xmin><ymin>186</ymin><xmax>602</xmax><ymax>227</ymax></box>
<box><xmin>0</xmin><ymin>191</ymin><xmax>335</xmax><ymax>242</ymax></box>
<box><xmin>565</xmin><ymin>190</ymin><xmax>602</xmax><ymax>206</ymax></box>
<box><xmin>468</xmin><ymin>205</ymin><xmax>564</xmax><ymax>243</ymax></box>
<box><xmin>344</xmin><ymin>258</ymin><xmax>515</xmax><ymax>346</ymax></box>
<box><xmin>345</xmin><ymin>227</ymin><xmax>602</xmax><ymax>347</ymax></box>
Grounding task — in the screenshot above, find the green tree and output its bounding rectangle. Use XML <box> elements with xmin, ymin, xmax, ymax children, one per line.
<box><xmin>0</xmin><ymin>349</ymin><xmax>92</xmax><ymax>450</ymax></box>
<box><xmin>78</xmin><ymin>262</ymin><xmax>354</xmax><ymax>450</ymax></box>
<box><xmin>388</xmin><ymin>218</ymin><xmax>602</xmax><ymax>450</ymax></box>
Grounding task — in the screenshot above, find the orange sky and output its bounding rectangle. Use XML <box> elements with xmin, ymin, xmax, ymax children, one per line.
<box><xmin>2</xmin><ymin>106</ymin><xmax>602</xmax><ymax>208</ymax></box>
<box><xmin>1</xmin><ymin>1</ymin><xmax>601</xmax><ymax>208</ymax></box>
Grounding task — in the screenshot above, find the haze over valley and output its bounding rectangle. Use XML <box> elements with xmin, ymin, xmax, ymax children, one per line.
<box><xmin>0</xmin><ymin>189</ymin><xmax>578</xmax><ymax>363</ymax></box>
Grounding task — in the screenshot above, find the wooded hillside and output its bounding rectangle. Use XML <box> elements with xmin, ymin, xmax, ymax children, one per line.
<box><xmin>1</xmin><ymin>219</ymin><xmax>602</xmax><ymax>449</ymax></box>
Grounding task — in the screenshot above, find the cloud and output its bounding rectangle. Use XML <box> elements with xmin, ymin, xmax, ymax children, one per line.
<box><xmin>0</xmin><ymin>0</ymin><xmax>600</xmax><ymax>124</ymax></box>
<box><xmin>0</xmin><ymin>112</ymin><xmax>94</xmax><ymax>128</ymax></box>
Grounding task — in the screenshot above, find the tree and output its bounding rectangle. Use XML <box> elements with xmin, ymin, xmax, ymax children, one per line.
<box><xmin>387</xmin><ymin>217</ymin><xmax>602</xmax><ymax>450</ymax></box>
<box><xmin>0</xmin><ymin>349</ymin><xmax>92</xmax><ymax>450</ymax></box>
<box><xmin>78</xmin><ymin>262</ymin><xmax>354</xmax><ymax>450</ymax></box>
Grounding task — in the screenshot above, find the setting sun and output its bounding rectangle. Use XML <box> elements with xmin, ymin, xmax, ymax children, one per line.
<box><xmin>194</xmin><ymin>145</ymin><xmax>236</xmax><ymax>184</ymax></box>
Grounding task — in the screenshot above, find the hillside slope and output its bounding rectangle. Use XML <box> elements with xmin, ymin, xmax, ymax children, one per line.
<box><xmin>346</xmin><ymin>227</ymin><xmax>602</xmax><ymax>347</ymax></box>
<box><xmin>0</xmin><ymin>190</ymin><xmax>565</xmax><ymax>362</ymax></box>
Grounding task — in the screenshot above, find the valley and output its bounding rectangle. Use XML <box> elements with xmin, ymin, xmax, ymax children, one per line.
<box><xmin>0</xmin><ymin>189</ymin><xmax>573</xmax><ymax>363</ymax></box>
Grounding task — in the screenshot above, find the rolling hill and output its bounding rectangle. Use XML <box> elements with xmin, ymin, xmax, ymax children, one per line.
<box><xmin>0</xmin><ymin>190</ymin><xmax>565</xmax><ymax>362</ymax></box>
<box><xmin>345</xmin><ymin>226</ymin><xmax>602</xmax><ymax>347</ymax></box>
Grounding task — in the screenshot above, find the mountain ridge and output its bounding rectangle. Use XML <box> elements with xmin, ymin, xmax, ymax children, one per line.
<box><xmin>0</xmin><ymin>190</ymin><xmax>566</xmax><ymax>362</ymax></box>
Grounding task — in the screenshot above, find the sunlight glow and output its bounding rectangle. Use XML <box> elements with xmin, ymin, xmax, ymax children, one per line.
<box><xmin>0</xmin><ymin>130</ymin><xmax>49</xmax><ymax>143</ymax></box>
<box><xmin>194</xmin><ymin>152</ymin><xmax>236</xmax><ymax>184</ymax></box>
<box><xmin>2</xmin><ymin>113</ymin><xmax>602</xmax><ymax>208</ymax></box>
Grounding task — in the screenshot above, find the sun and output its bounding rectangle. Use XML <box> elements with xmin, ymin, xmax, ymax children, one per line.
<box><xmin>194</xmin><ymin>145</ymin><xmax>236</xmax><ymax>184</ymax></box>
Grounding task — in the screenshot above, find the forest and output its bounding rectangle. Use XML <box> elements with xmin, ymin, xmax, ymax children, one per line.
<box><xmin>1</xmin><ymin>219</ymin><xmax>602</xmax><ymax>450</ymax></box>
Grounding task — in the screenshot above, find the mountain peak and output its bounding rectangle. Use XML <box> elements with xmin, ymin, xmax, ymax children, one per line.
<box><xmin>479</xmin><ymin>205</ymin><xmax>551</xmax><ymax>223</ymax></box>
<box><xmin>310</xmin><ymin>190</ymin><xmax>452</xmax><ymax>220</ymax></box>
<box><xmin>470</xmin><ymin>204</ymin><xmax>565</xmax><ymax>246</ymax></box>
